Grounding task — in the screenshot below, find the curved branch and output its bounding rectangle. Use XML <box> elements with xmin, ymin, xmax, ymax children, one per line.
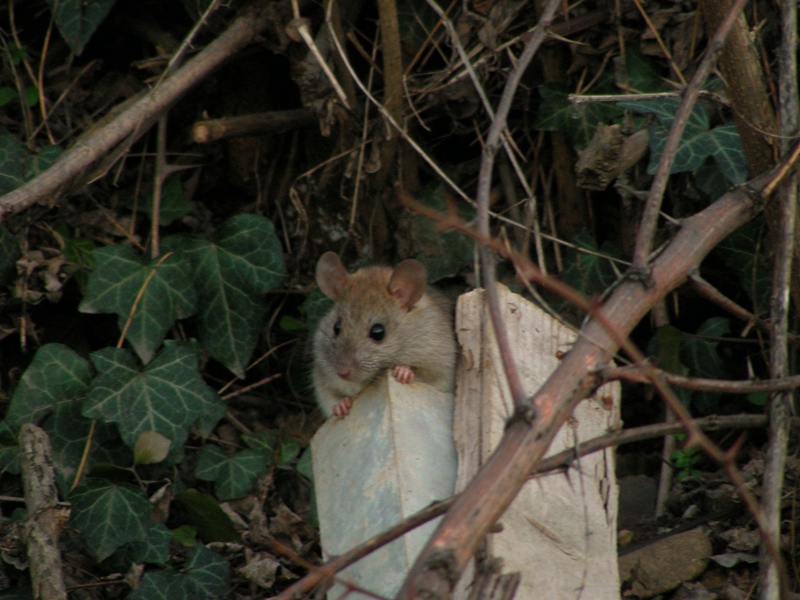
<box><xmin>397</xmin><ymin>152</ymin><xmax>795</xmax><ymax>597</ymax></box>
<box><xmin>0</xmin><ymin>6</ymin><xmax>280</xmax><ymax>218</ymax></box>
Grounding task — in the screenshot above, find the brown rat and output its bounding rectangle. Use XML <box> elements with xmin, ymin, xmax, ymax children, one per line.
<box><xmin>312</xmin><ymin>252</ymin><xmax>457</xmax><ymax>418</ymax></box>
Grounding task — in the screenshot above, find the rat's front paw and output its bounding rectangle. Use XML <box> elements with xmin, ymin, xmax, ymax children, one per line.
<box><xmin>391</xmin><ymin>365</ymin><xmax>415</xmax><ymax>384</ymax></box>
<box><xmin>332</xmin><ymin>396</ymin><xmax>353</xmax><ymax>418</ymax></box>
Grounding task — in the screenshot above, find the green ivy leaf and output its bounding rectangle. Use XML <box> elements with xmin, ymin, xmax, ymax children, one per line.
<box><xmin>296</xmin><ymin>448</ymin><xmax>313</xmax><ymax>480</ymax></box>
<box><xmin>715</xmin><ymin>218</ymin><xmax>771</xmax><ymax>315</ymax></box>
<box><xmin>79</xmin><ymin>246</ymin><xmax>197</xmax><ymax>364</ymax></box>
<box><xmin>0</xmin><ymin>226</ymin><xmax>20</xmax><ymax>287</ymax></box>
<box><xmin>82</xmin><ymin>344</ymin><xmax>225</xmax><ymax>453</ymax></box>
<box><xmin>619</xmin><ymin>98</ymin><xmax>746</xmax><ymax>184</ymax></box>
<box><xmin>21</xmin><ymin>87</ymin><xmax>38</xmax><ymax>108</ymax></box>
<box><xmin>25</xmin><ymin>145</ymin><xmax>63</xmax><ymax>180</ymax></box>
<box><xmin>0</xmin><ymin>87</ymin><xmax>15</xmax><ymax>107</ymax></box>
<box><xmin>680</xmin><ymin>317</ymin><xmax>731</xmax><ymax>413</ymax></box>
<box><xmin>242</xmin><ymin>430</ymin><xmax>279</xmax><ymax>456</ymax></box>
<box><xmin>0</xmin><ymin>426</ymin><xmax>20</xmax><ymax>475</ymax></box>
<box><xmin>184</xmin><ymin>544</ymin><xmax>230</xmax><ymax>598</ymax></box>
<box><xmin>559</xmin><ymin>231</ymin><xmax>623</xmax><ymax>297</ymax></box>
<box><xmin>695</xmin><ymin>161</ymin><xmax>731</xmax><ymax>201</ymax></box>
<box><xmin>163</xmin><ymin>214</ymin><xmax>286</xmax><ymax>378</ymax></box>
<box><xmin>615</xmin><ymin>46</ymin><xmax>667</xmax><ymax>93</ymax></box>
<box><xmin>278</xmin><ymin>439</ymin><xmax>301</xmax><ymax>468</ymax></box>
<box><xmin>5</xmin><ymin>344</ymin><xmax>93</xmax><ymax>433</ymax></box>
<box><xmin>44</xmin><ymin>400</ymin><xmax>131</xmax><ymax>495</ymax></box>
<box><xmin>128</xmin><ymin>522</ymin><xmax>172</xmax><ymax>565</ymax></box>
<box><xmin>128</xmin><ymin>570</ymin><xmax>199</xmax><ymax>600</ymax></box>
<box><xmin>44</xmin><ymin>0</ymin><xmax>117</xmax><ymax>55</ymax></box>
<box><xmin>172</xmin><ymin>525</ymin><xmax>198</xmax><ymax>547</ymax></box>
<box><xmin>69</xmin><ymin>478</ymin><xmax>152</xmax><ymax>561</ymax></box>
<box><xmin>704</xmin><ymin>122</ymin><xmax>747</xmax><ymax>184</ymax></box>
<box><xmin>141</xmin><ymin>176</ymin><xmax>192</xmax><ymax>226</ymax></box>
<box><xmin>680</xmin><ymin>317</ymin><xmax>730</xmax><ymax>379</ymax></box>
<box><xmin>195</xmin><ymin>445</ymin><xmax>267</xmax><ymax>501</ymax></box>
<box><xmin>0</xmin><ymin>131</ymin><xmax>26</xmax><ymax>195</ymax></box>
<box><xmin>535</xmin><ymin>80</ymin><xmax>623</xmax><ymax>147</ymax></box>
<box><xmin>175</xmin><ymin>490</ymin><xmax>239</xmax><ymax>543</ymax></box>
<box><xmin>127</xmin><ymin>545</ymin><xmax>229</xmax><ymax>600</ymax></box>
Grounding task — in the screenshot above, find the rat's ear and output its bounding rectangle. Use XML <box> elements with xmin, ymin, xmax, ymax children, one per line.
<box><xmin>316</xmin><ymin>252</ymin><xmax>349</xmax><ymax>300</ymax></box>
<box><xmin>388</xmin><ymin>259</ymin><xmax>427</xmax><ymax>309</ymax></box>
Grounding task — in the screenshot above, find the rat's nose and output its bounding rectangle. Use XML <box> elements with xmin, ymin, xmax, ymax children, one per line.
<box><xmin>337</xmin><ymin>366</ymin><xmax>351</xmax><ymax>379</ymax></box>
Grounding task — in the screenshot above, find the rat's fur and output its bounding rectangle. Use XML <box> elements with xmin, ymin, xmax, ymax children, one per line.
<box><xmin>312</xmin><ymin>253</ymin><xmax>456</xmax><ymax>417</ymax></box>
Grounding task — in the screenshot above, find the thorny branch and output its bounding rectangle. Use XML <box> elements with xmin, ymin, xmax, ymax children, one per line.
<box><xmin>393</xmin><ymin>0</ymin><xmax>796</xmax><ymax>595</ymax></box>
<box><xmin>276</xmin><ymin>411</ymin><xmax>800</xmax><ymax>598</ymax></box>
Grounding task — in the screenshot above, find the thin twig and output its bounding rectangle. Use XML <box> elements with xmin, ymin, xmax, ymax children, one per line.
<box><xmin>759</xmin><ymin>0</ymin><xmax>799</xmax><ymax>595</ymax></box>
<box><xmin>0</xmin><ymin>8</ymin><xmax>275</xmax><ymax>218</ymax></box>
<box><xmin>472</xmin><ymin>0</ymin><xmax>563</xmax><ymax>410</ymax></box>
<box><xmin>425</xmin><ymin>0</ymin><xmax>547</xmax><ymax>273</ymax></box>
<box><xmin>632</xmin><ymin>0</ymin><xmax>750</xmax><ymax>269</ymax></box>
<box><xmin>606</xmin><ymin>365</ymin><xmax>800</xmax><ymax>394</ymax></box>
<box><xmin>275</xmin><ymin>411</ymin><xmax>798</xmax><ymax>599</ymax></box>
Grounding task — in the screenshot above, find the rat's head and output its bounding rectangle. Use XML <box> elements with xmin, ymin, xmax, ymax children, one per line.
<box><xmin>314</xmin><ymin>252</ymin><xmax>427</xmax><ymax>382</ymax></box>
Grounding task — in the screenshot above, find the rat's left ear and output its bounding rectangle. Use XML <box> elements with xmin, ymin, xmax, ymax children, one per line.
<box><xmin>388</xmin><ymin>259</ymin><xmax>426</xmax><ymax>309</ymax></box>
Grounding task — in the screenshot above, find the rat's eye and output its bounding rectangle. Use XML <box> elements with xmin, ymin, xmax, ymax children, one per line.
<box><xmin>333</xmin><ymin>320</ymin><xmax>342</xmax><ymax>336</ymax></box>
<box><xmin>369</xmin><ymin>324</ymin><xmax>386</xmax><ymax>341</ymax></box>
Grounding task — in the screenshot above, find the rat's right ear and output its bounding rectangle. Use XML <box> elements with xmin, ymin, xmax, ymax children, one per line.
<box><xmin>388</xmin><ymin>259</ymin><xmax>426</xmax><ymax>309</ymax></box>
<box><xmin>316</xmin><ymin>252</ymin><xmax>349</xmax><ymax>300</ymax></box>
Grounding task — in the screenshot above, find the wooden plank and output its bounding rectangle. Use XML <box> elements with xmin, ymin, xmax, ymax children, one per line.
<box><xmin>454</xmin><ymin>286</ymin><xmax>621</xmax><ymax>599</ymax></box>
<box><xmin>312</xmin><ymin>374</ymin><xmax>457</xmax><ymax>599</ymax></box>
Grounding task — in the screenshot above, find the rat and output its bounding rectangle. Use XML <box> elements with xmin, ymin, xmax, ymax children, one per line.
<box><xmin>312</xmin><ymin>251</ymin><xmax>457</xmax><ymax>418</ymax></box>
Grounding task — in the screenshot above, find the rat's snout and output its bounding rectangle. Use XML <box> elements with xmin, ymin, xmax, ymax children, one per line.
<box><xmin>336</xmin><ymin>365</ymin><xmax>352</xmax><ymax>379</ymax></box>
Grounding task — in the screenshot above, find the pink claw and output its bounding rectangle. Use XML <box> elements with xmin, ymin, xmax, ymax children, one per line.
<box><xmin>333</xmin><ymin>397</ymin><xmax>353</xmax><ymax>418</ymax></box>
<box><xmin>391</xmin><ymin>365</ymin><xmax>414</xmax><ymax>384</ymax></box>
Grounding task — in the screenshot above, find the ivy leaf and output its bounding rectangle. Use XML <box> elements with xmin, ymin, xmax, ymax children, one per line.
<box><xmin>296</xmin><ymin>448</ymin><xmax>313</xmax><ymax>480</ymax></box>
<box><xmin>195</xmin><ymin>445</ymin><xmax>267</xmax><ymax>501</ymax></box>
<box><xmin>242</xmin><ymin>430</ymin><xmax>279</xmax><ymax>457</ymax></box>
<box><xmin>535</xmin><ymin>80</ymin><xmax>623</xmax><ymax>147</ymax></box>
<box><xmin>619</xmin><ymin>98</ymin><xmax>746</xmax><ymax>184</ymax></box>
<box><xmin>44</xmin><ymin>400</ymin><xmax>131</xmax><ymax>495</ymax></box>
<box><xmin>79</xmin><ymin>246</ymin><xmax>197</xmax><ymax>364</ymax></box>
<box><xmin>175</xmin><ymin>490</ymin><xmax>239</xmax><ymax>543</ymax></box>
<box><xmin>44</xmin><ymin>0</ymin><xmax>117</xmax><ymax>55</ymax></box>
<box><xmin>715</xmin><ymin>218</ymin><xmax>771</xmax><ymax>315</ymax></box>
<box><xmin>559</xmin><ymin>231</ymin><xmax>623</xmax><ymax>297</ymax></box>
<box><xmin>127</xmin><ymin>545</ymin><xmax>230</xmax><ymax>600</ymax></box>
<box><xmin>127</xmin><ymin>522</ymin><xmax>172</xmax><ymax>565</ymax></box>
<box><xmin>69</xmin><ymin>478</ymin><xmax>153</xmax><ymax>561</ymax></box>
<box><xmin>5</xmin><ymin>344</ymin><xmax>93</xmax><ymax>433</ymax></box>
<box><xmin>140</xmin><ymin>176</ymin><xmax>192</xmax><ymax>226</ymax></box>
<box><xmin>704</xmin><ymin>122</ymin><xmax>747</xmax><ymax>184</ymax></box>
<box><xmin>680</xmin><ymin>317</ymin><xmax>731</xmax><ymax>413</ymax></box>
<box><xmin>163</xmin><ymin>214</ymin><xmax>286</xmax><ymax>378</ymax></box>
<box><xmin>128</xmin><ymin>570</ymin><xmax>200</xmax><ymax>600</ymax></box>
<box><xmin>24</xmin><ymin>145</ymin><xmax>62</xmax><ymax>180</ymax></box>
<box><xmin>83</xmin><ymin>344</ymin><xmax>225</xmax><ymax>453</ymax></box>
<box><xmin>184</xmin><ymin>544</ymin><xmax>231</xmax><ymax>598</ymax></box>
<box><xmin>615</xmin><ymin>45</ymin><xmax>667</xmax><ymax>93</ymax></box>
<box><xmin>0</xmin><ymin>226</ymin><xmax>21</xmax><ymax>287</ymax></box>
<box><xmin>681</xmin><ymin>317</ymin><xmax>730</xmax><ymax>379</ymax></box>
<box><xmin>0</xmin><ymin>131</ymin><xmax>26</xmax><ymax>195</ymax></box>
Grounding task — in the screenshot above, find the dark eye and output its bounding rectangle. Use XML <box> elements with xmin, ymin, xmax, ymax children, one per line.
<box><xmin>369</xmin><ymin>324</ymin><xmax>386</xmax><ymax>341</ymax></box>
<box><xmin>333</xmin><ymin>319</ymin><xmax>342</xmax><ymax>336</ymax></box>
